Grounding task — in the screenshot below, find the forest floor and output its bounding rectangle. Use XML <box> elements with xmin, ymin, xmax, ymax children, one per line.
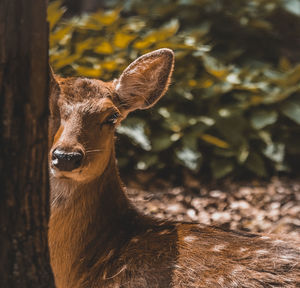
<box><xmin>124</xmin><ymin>175</ymin><xmax>300</xmax><ymax>238</ymax></box>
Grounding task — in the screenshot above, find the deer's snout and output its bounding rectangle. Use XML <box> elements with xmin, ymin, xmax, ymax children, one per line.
<box><xmin>51</xmin><ymin>148</ymin><xmax>84</xmax><ymax>172</ymax></box>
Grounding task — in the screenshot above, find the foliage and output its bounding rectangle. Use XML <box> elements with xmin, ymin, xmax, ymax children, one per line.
<box><xmin>48</xmin><ymin>0</ymin><xmax>300</xmax><ymax>180</ymax></box>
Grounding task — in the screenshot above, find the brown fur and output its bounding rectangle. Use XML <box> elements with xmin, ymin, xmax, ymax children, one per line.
<box><xmin>48</xmin><ymin>49</ymin><xmax>300</xmax><ymax>288</ymax></box>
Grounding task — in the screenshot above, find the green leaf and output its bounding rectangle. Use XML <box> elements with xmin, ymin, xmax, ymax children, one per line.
<box><xmin>286</xmin><ymin>137</ymin><xmax>300</xmax><ymax>155</ymax></box>
<box><xmin>281</xmin><ymin>100</ymin><xmax>300</xmax><ymax>124</ymax></box>
<box><xmin>237</xmin><ymin>144</ymin><xmax>250</xmax><ymax>163</ymax></box>
<box><xmin>163</xmin><ymin>111</ymin><xmax>190</xmax><ymax>132</ymax></box>
<box><xmin>151</xmin><ymin>133</ymin><xmax>173</xmax><ymax>152</ymax></box>
<box><xmin>210</xmin><ymin>159</ymin><xmax>234</xmax><ymax>179</ymax></box>
<box><xmin>114</xmin><ymin>32</ymin><xmax>136</xmax><ymax>49</ymax></box>
<box><xmin>74</xmin><ymin>65</ymin><xmax>102</xmax><ymax>78</ymax></box>
<box><xmin>245</xmin><ymin>152</ymin><xmax>268</xmax><ymax>177</ymax></box>
<box><xmin>47</xmin><ymin>0</ymin><xmax>65</xmax><ymax>31</ymax></box>
<box><xmin>263</xmin><ymin>143</ymin><xmax>285</xmax><ymax>163</ymax></box>
<box><xmin>90</xmin><ymin>8</ymin><xmax>121</xmax><ymax>26</ymax></box>
<box><xmin>133</xmin><ymin>19</ymin><xmax>179</xmax><ymax>50</ymax></box>
<box><xmin>215</xmin><ymin>116</ymin><xmax>247</xmax><ymax>146</ymax></box>
<box><xmin>276</xmin><ymin>64</ymin><xmax>300</xmax><ymax>87</ymax></box>
<box><xmin>136</xmin><ymin>154</ymin><xmax>159</xmax><ymax>170</ymax></box>
<box><xmin>283</xmin><ymin>0</ymin><xmax>300</xmax><ymax>16</ymax></box>
<box><xmin>94</xmin><ymin>40</ymin><xmax>114</xmax><ymax>54</ymax></box>
<box><xmin>49</xmin><ymin>25</ymin><xmax>74</xmax><ymax>47</ymax></box>
<box><xmin>117</xmin><ymin>119</ymin><xmax>151</xmax><ymax>151</ymax></box>
<box><xmin>202</xmin><ymin>54</ymin><xmax>229</xmax><ymax>80</ymax></box>
<box><xmin>182</xmin><ymin>130</ymin><xmax>200</xmax><ymax>150</ymax></box>
<box><xmin>250</xmin><ymin>110</ymin><xmax>278</xmax><ymax>129</ymax></box>
<box><xmin>176</xmin><ymin>147</ymin><xmax>202</xmax><ymax>171</ymax></box>
<box><xmin>200</xmin><ymin>134</ymin><xmax>230</xmax><ymax>149</ymax></box>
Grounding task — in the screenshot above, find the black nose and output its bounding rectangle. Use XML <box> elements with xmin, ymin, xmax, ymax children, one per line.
<box><xmin>51</xmin><ymin>149</ymin><xmax>83</xmax><ymax>171</ymax></box>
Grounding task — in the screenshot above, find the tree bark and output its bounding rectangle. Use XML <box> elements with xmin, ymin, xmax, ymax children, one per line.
<box><xmin>0</xmin><ymin>0</ymin><xmax>56</xmax><ymax>287</ymax></box>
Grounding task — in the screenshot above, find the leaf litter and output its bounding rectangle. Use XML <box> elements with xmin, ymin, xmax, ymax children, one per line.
<box><xmin>126</xmin><ymin>176</ymin><xmax>300</xmax><ymax>238</ymax></box>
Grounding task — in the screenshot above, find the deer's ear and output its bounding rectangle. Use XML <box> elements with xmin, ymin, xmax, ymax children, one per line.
<box><xmin>49</xmin><ymin>65</ymin><xmax>60</xmax><ymax>116</ymax></box>
<box><xmin>49</xmin><ymin>65</ymin><xmax>56</xmax><ymax>84</ymax></box>
<box><xmin>114</xmin><ymin>48</ymin><xmax>174</xmax><ymax>114</ymax></box>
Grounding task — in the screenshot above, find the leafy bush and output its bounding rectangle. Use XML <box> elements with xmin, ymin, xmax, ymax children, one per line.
<box><xmin>48</xmin><ymin>0</ymin><xmax>300</xmax><ymax>180</ymax></box>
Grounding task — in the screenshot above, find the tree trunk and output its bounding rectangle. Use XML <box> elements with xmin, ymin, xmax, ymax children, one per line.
<box><xmin>0</xmin><ymin>0</ymin><xmax>56</xmax><ymax>287</ymax></box>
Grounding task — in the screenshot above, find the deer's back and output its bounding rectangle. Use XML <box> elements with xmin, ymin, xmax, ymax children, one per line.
<box><xmin>75</xmin><ymin>222</ymin><xmax>300</xmax><ymax>288</ymax></box>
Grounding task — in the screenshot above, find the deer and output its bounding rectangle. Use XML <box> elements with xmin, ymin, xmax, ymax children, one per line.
<box><xmin>48</xmin><ymin>48</ymin><xmax>300</xmax><ymax>288</ymax></box>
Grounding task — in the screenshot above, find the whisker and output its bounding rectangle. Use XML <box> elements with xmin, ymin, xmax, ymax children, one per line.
<box><xmin>85</xmin><ymin>149</ymin><xmax>107</xmax><ymax>154</ymax></box>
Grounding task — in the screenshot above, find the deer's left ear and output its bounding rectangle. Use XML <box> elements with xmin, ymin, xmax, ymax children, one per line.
<box><xmin>49</xmin><ymin>65</ymin><xmax>60</xmax><ymax>117</ymax></box>
<box><xmin>114</xmin><ymin>48</ymin><xmax>174</xmax><ymax>114</ymax></box>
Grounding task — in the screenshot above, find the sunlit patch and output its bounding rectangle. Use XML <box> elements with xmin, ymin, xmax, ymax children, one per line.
<box><xmin>279</xmin><ymin>254</ymin><xmax>298</xmax><ymax>261</ymax></box>
<box><xmin>158</xmin><ymin>230</ymin><xmax>171</xmax><ymax>235</ymax></box>
<box><xmin>273</xmin><ymin>239</ymin><xmax>285</xmax><ymax>245</ymax></box>
<box><xmin>184</xmin><ymin>235</ymin><xmax>198</xmax><ymax>243</ymax></box>
<box><xmin>211</xmin><ymin>244</ymin><xmax>227</xmax><ymax>252</ymax></box>
<box><xmin>231</xmin><ymin>266</ymin><xmax>244</xmax><ymax>276</ymax></box>
<box><xmin>130</xmin><ymin>237</ymin><xmax>140</xmax><ymax>243</ymax></box>
<box><xmin>217</xmin><ymin>276</ymin><xmax>225</xmax><ymax>285</ymax></box>
<box><xmin>255</xmin><ymin>249</ymin><xmax>268</xmax><ymax>255</ymax></box>
<box><xmin>50</xmin><ymin>167</ymin><xmax>58</xmax><ymax>177</ymax></box>
<box><xmin>260</xmin><ymin>236</ymin><xmax>271</xmax><ymax>240</ymax></box>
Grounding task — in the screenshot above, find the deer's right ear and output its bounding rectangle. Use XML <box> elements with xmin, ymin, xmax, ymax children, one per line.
<box><xmin>49</xmin><ymin>65</ymin><xmax>60</xmax><ymax>116</ymax></box>
<box><xmin>114</xmin><ymin>48</ymin><xmax>174</xmax><ymax>116</ymax></box>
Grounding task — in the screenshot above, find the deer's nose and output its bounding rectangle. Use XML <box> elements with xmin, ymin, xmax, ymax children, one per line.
<box><xmin>51</xmin><ymin>149</ymin><xmax>84</xmax><ymax>171</ymax></box>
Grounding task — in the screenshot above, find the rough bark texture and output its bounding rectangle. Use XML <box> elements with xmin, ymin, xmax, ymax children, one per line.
<box><xmin>0</xmin><ymin>0</ymin><xmax>55</xmax><ymax>287</ymax></box>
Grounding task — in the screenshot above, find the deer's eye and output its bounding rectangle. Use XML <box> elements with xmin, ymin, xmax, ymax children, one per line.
<box><xmin>103</xmin><ymin>112</ymin><xmax>120</xmax><ymax>125</ymax></box>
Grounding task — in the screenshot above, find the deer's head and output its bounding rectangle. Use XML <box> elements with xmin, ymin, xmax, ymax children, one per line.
<box><xmin>49</xmin><ymin>49</ymin><xmax>174</xmax><ymax>183</ymax></box>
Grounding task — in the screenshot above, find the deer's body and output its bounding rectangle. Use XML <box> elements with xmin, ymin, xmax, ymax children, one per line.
<box><xmin>48</xmin><ymin>49</ymin><xmax>300</xmax><ymax>288</ymax></box>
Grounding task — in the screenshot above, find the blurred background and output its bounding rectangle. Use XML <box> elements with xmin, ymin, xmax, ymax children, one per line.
<box><xmin>48</xmin><ymin>0</ymin><xmax>300</xmax><ymax>183</ymax></box>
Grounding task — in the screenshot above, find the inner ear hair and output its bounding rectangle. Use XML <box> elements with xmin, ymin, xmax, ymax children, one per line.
<box><xmin>114</xmin><ymin>48</ymin><xmax>174</xmax><ymax>113</ymax></box>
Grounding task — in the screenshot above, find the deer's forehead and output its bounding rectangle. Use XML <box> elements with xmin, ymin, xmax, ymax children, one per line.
<box><xmin>59</xmin><ymin>98</ymin><xmax>117</xmax><ymax>120</ymax></box>
<box><xmin>57</xmin><ymin>77</ymin><xmax>117</xmax><ymax>115</ymax></box>
<box><xmin>59</xmin><ymin>77</ymin><xmax>114</xmax><ymax>101</ymax></box>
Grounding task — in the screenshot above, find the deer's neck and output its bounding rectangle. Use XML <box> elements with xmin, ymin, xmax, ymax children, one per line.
<box><xmin>49</xmin><ymin>155</ymin><xmax>144</xmax><ymax>287</ymax></box>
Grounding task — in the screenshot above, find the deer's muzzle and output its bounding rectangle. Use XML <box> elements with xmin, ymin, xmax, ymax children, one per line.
<box><xmin>51</xmin><ymin>148</ymin><xmax>84</xmax><ymax>172</ymax></box>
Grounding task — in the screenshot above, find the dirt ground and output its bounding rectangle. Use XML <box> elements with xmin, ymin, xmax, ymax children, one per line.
<box><xmin>125</xmin><ymin>175</ymin><xmax>300</xmax><ymax>238</ymax></box>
